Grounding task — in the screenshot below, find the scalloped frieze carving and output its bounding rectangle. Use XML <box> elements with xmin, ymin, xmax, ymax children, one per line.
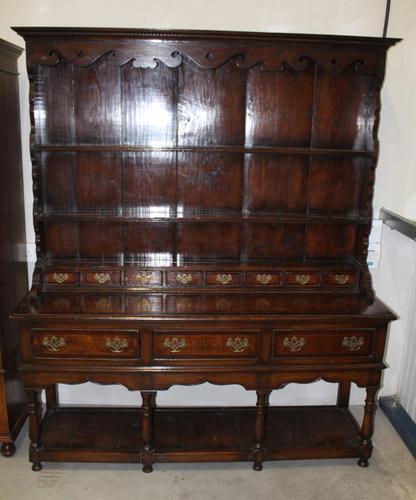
<box><xmin>26</xmin><ymin>40</ymin><xmax>386</xmax><ymax>76</ymax></box>
<box><xmin>25</xmin><ymin>371</ymin><xmax>377</xmax><ymax>392</ymax></box>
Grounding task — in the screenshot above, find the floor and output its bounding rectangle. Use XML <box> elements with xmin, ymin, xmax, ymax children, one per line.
<box><xmin>0</xmin><ymin>408</ymin><xmax>415</xmax><ymax>500</ymax></box>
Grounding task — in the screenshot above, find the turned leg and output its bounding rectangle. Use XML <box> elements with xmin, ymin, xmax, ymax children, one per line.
<box><xmin>358</xmin><ymin>386</ymin><xmax>379</xmax><ymax>467</ymax></box>
<box><xmin>1</xmin><ymin>441</ymin><xmax>16</xmax><ymax>457</ymax></box>
<box><xmin>337</xmin><ymin>381</ymin><xmax>351</xmax><ymax>408</ymax></box>
<box><xmin>253</xmin><ymin>390</ymin><xmax>271</xmax><ymax>471</ymax></box>
<box><xmin>45</xmin><ymin>385</ymin><xmax>59</xmax><ymax>411</ymax></box>
<box><xmin>141</xmin><ymin>391</ymin><xmax>156</xmax><ymax>473</ymax></box>
<box><xmin>27</xmin><ymin>390</ymin><xmax>43</xmax><ymax>471</ymax></box>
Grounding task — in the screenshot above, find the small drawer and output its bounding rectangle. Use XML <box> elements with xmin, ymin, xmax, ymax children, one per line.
<box><xmin>153</xmin><ymin>330</ymin><xmax>259</xmax><ymax>359</ymax></box>
<box><xmin>247</xmin><ymin>272</ymin><xmax>281</xmax><ymax>286</ymax></box>
<box><xmin>32</xmin><ymin>329</ymin><xmax>139</xmax><ymax>359</ymax></box>
<box><xmin>324</xmin><ymin>272</ymin><xmax>358</xmax><ymax>286</ymax></box>
<box><xmin>45</xmin><ymin>271</ymin><xmax>79</xmax><ymax>285</ymax></box>
<box><xmin>84</xmin><ymin>271</ymin><xmax>121</xmax><ymax>286</ymax></box>
<box><xmin>273</xmin><ymin>329</ymin><xmax>374</xmax><ymax>358</ymax></box>
<box><xmin>286</xmin><ymin>272</ymin><xmax>320</xmax><ymax>286</ymax></box>
<box><xmin>125</xmin><ymin>270</ymin><xmax>162</xmax><ymax>286</ymax></box>
<box><xmin>167</xmin><ymin>271</ymin><xmax>203</xmax><ymax>286</ymax></box>
<box><xmin>206</xmin><ymin>272</ymin><xmax>242</xmax><ymax>286</ymax></box>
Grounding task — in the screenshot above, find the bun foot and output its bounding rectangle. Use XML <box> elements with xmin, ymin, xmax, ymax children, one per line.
<box><xmin>1</xmin><ymin>442</ymin><xmax>16</xmax><ymax>457</ymax></box>
<box><xmin>32</xmin><ymin>462</ymin><xmax>43</xmax><ymax>472</ymax></box>
<box><xmin>253</xmin><ymin>463</ymin><xmax>263</xmax><ymax>471</ymax></box>
<box><xmin>142</xmin><ymin>465</ymin><xmax>153</xmax><ymax>473</ymax></box>
<box><xmin>357</xmin><ymin>457</ymin><xmax>369</xmax><ymax>468</ymax></box>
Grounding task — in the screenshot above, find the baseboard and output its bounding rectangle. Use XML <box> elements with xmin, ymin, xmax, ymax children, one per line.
<box><xmin>379</xmin><ymin>396</ymin><xmax>416</xmax><ymax>458</ymax></box>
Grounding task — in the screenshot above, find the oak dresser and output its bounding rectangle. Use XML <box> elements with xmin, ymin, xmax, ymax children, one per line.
<box><xmin>12</xmin><ymin>27</ymin><xmax>398</xmax><ymax>472</ymax></box>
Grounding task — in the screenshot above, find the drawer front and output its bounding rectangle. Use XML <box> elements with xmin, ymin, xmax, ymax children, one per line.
<box><xmin>167</xmin><ymin>271</ymin><xmax>203</xmax><ymax>286</ymax></box>
<box><xmin>286</xmin><ymin>272</ymin><xmax>320</xmax><ymax>286</ymax></box>
<box><xmin>206</xmin><ymin>272</ymin><xmax>242</xmax><ymax>286</ymax></box>
<box><xmin>84</xmin><ymin>271</ymin><xmax>121</xmax><ymax>286</ymax></box>
<box><xmin>125</xmin><ymin>270</ymin><xmax>162</xmax><ymax>286</ymax></box>
<box><xmin>324</xmin><ymin>272</ymin><xmax>358</xmax><ymax>287</ymax></box>
<box><xmin>273</xmin><ymin>329</ymin><xmax>374</xmax><ymax>358</ymax></box>
<box><xmin>45</xmin><ymin>272</ymin><xmax>79</xmax><ymax>285</ymax></box>
<box><xmin>153</xmin><ymin>330</ymin><xmax>259</xmax><ymax>359</ymax></box>
<box><xmin>246</xmin><ymin>272</ymin><xmax>281</xmax><ymax>286</ymax></box>
<box><xmin>32</xmin><ymin>329</ymin><xmax>139</xmax><ymax>358</ymax></box>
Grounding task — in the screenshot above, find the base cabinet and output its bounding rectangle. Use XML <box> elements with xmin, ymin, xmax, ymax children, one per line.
<box><xmin>16</xmin><ymin>302</ymin><xmax>394</xmax><ymax>472</ymax></box>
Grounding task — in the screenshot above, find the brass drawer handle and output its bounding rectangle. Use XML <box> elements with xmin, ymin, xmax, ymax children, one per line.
<box><xmin>163</xmin><ymin>337</ymin><xmax>187</xmax><ymax>353</ymax></box>
<box><xmin>226</xmin><ymin>337</ymin><xmax>249</xmax><ymax>353</ymax></box>
<box><xmin>216</xmin><ymin>273</ymin><xmax>232</xmax><ymax>285</ymax></box>
<box><xmin>176</xmin><ymin>273</ymin><xmax>193</xmax><ymax>285</ymax></box>
<box><xmin>41</xmin><ymin>336</ymin><xmax>66</xmax><ymax>352</ymax></box>
<box><xmin>106</xmin><ymin>337</ymin><xmax>128</xmax><ymax>353</ymax></box>
<box><xmin>52</xmin><ymin>272</ymin><xmax>69</xmax><ymax>284</ymax></box>
<box><xmin>295</xmin><ymin>274</ymin><xmax>311</xmax><ymax>285</ymax></box>
<box><xmin>342</xmin><ymin>336</ymin><xmax>364</xmax><ymax>352</ymax></box>
<box><xmin>335</xmin><ymin>274</ymin><xmax>349</xmax><ymax>285</ymax></box>
<box><xmin>256</xmin><ymin>274</ymin><xmax>272</xmax><ymax>285</ymax></box>
<box><xmin>94</xmin><ymin>272</ymin><xmax>111</xmax><ymax>284</ymax></box>
<box><xmin>283</xmin><ymin>336</ymin><xmax>305</xmax><ymax>352</ymax></box>
<box><xmin>135</xmin><ymin>271</ymin><xmax>152</xmax><ymax>284</ymax></box>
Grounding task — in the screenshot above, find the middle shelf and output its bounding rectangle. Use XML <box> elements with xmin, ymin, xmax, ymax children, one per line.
<box><xmin>38</xmin><ymin>209</ymin><xmax>369</xmax><ymax>224</ymax></box>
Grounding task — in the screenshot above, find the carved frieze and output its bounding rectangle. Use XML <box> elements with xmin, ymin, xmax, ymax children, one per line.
<box><xmin>25</xmin><ymin>39</ymin><xmax>386</xmax><ymax>77</ymax></box>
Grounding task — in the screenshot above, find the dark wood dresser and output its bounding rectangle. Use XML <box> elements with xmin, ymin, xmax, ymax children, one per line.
<box><xmin>12</xmin><ymin>27</ymin><xmax>398</xmax><ymax>472</ymax></box>
<box><xmin>0</xmin><ymin>38</ymin><xmax>28</xmax><ymax>456</ymax></box>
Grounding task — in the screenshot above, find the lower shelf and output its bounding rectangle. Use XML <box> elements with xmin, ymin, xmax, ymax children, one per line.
<box><xmin>35</xmin><ymin>405</ymin><xmax>362</xmax><ymax>465</ymax></box>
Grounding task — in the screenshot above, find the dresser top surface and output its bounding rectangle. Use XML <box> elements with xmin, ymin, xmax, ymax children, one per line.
<box><xmin>14</xmin><ymin>292</ymin><xmax>396</xmax><ymax>321</ymax></box>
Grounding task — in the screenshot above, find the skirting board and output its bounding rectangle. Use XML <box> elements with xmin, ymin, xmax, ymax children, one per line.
<box><xmin>379</xmin><ymin>396</ymin><xmax>416</xmax><ymax>458</ymax></box>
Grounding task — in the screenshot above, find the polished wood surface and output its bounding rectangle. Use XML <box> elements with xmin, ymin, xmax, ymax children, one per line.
<box><xmin>30</xmin><ymin>406</ymin><xmax>362</xmax><ymax>466</ymax></box>
<box><xmin>0</xmin><ymin>38</ymin><xmax>28</xmax><ymax>456</ymax></box>
<box><xmin>12</xmin><ymin>27</ymin><xmax>398</xmax><ymax>471</ymax></box>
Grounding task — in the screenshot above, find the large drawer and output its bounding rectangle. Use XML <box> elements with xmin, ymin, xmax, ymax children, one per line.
<box><xmin>152</xmin><ymin>330</ymin><xmax>260</xmax><ymax>359</ymax></box>
<box><xmin>272</xmin><ymin>329</ymin><xmax>374</xmax><ymax>358</ymax></box>
<box><xmin>32</xmin><ymin>329</ymin><xmax>140</xmax><ymax>359</ymax></box>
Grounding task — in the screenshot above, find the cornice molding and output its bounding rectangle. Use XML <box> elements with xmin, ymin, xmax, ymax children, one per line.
<box><xmin>12</xmin><ymin>27</ymin><xmax>401</xmax><ymax>47</ymax></box>
<box><xmin>0</xmin><ymin>38</ymin><xmax>23</xmax><ymax>59</ymax></box>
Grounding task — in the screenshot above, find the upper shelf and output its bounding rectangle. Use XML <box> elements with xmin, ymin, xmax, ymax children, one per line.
<box><xmin>34</xmin><ymin>144</ymin><xmax>373</xmax><ymax>157</ymax></box>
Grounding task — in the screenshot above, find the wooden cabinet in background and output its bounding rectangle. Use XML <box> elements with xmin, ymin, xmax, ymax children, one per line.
<box><xmin>12</xmin><ymin>27</ymin><xmax>398</xmax><ymax>472</ymax></box>
<box><xmin>0</xmin><ymin>38</ymin><xmax>28</xmax><ymax>456</ymax></box>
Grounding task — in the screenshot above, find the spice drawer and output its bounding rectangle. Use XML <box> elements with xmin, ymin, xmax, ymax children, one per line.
<box><xmin>45</xmin><ymin>272</ymin><xmax>79</xmax><ymax>285</ymax></box>
<box><xmin>166</xmin><ymin>272</ymin><xmax>203</xmax><ymax>286</ymax></box>
<box><xmin>152</xmin><ymin>330</ymin><xmax>260</xmax><ymax>359</ymax></box>
<box><xmin>206</xmin><ymin>272</ymin><xmax>242</xmax><ymax>286</ymax></box>
<box><xmin>246</xmin><ymin>272</ymin><xmax>282</xmax><ymax>286</ymax></box>
<box><xmin>31</xmin><ymin>329</ymin><xmax>140</xmax><ymax>359</ymax></box>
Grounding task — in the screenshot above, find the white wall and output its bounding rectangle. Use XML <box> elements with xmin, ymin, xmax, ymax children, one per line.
<box><xmin>0</xmin><ymin>0</ymin><xmax>413</xmax><ymax>407</ymax></box>
<box><xmin>372</xmin><ymin>227</ymin><xmax>416</xmax><ymax>400</ymax></box>
<box><xmin>375</xmin><ymin>0</ymin><xmax>416</xmax><ymax>219</ymax></box>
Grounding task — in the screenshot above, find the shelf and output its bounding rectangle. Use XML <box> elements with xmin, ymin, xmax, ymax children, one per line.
<box><xmin>40</xmin><ymin>257</ymin><xmax>359</xmax><ymax>268</ymax></box>
<box><xmin>33</xmin><ymin>144</ymin><xmax>373</xmax><ymax>157</ymax></box>
<box><xmin>39</xmin><ymin>210</ymin><xmax>368</xmax><ymax>224</ymax></box>
<box><xmin>35</xmin><ymin>406</ymin><xmax>361</xmax><ymax>465</ymax></box>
